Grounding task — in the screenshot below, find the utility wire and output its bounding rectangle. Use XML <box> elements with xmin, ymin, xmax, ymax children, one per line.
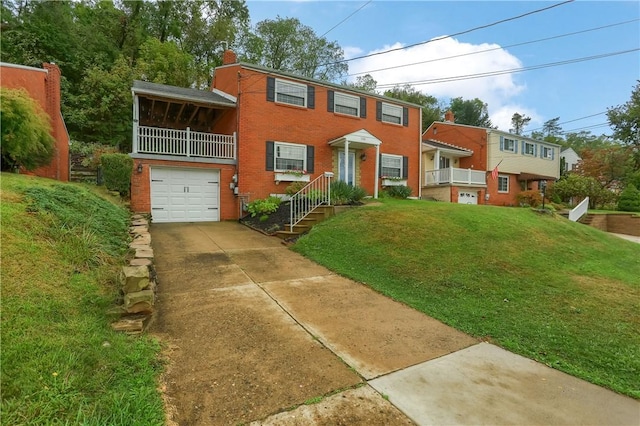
<box><xmin>529</xmin><ymin>112</ymin><xmax>608</xmax><ymax>132</ymax></box>
<box><xmin>374</xmin><ymin>48</ymin><xmax>639</xmax><ymax>88</ymax></box>
<box><xmin>346</xmin><ymin>19</ymin><xmax>639</xmax><ymax>77</ymax></box>
<box><xmin>319</xmin><ymin>0</ymin><xmax>575</xmax><ymax>67</ymax></box>
<box><xmin>319</xmin><ymin>0</ymin><xmax>372</xmax><ymax>38</ymax></box>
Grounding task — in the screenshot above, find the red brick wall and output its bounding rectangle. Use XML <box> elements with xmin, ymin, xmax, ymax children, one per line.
<box><xmin>130</xmin><ymin>159</ymin><xmax>238</xmax><ymax>220</ymax></box>
<box><xmin>0</xmin><ymin>63</ymin><xmax>69</xmax><ymax>181</ymax></box>
<box><xmin>214</xmin><ymin>64</ymin><xmax>422</xmax><ymax>202</ymax></box>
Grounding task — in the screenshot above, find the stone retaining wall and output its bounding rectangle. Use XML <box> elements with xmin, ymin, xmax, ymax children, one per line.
<box><xmin>606</xmin><ymin>214</ymin><xmax>640</xmax><ymax>236</ymax></box>
<box><xmin>111</xmin><ymin>214</ymin><xmax>156</xmax><ymax>334</ymax></box>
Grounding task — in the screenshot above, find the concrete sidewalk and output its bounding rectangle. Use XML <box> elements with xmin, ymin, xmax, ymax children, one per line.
<box><xmin>150</xmin><ymin>222</ymin><xmax>639</xmax><ymax>426</ymax></box>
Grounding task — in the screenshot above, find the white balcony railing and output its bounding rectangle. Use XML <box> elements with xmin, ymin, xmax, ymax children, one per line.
<box><xmin>424</xmin><ymin>167</ymin><xmax>486</xmax><ymax>186</ymax></box>
<box><xmin>135</xmin><ymin>125</ymin><xmax>236</xmax><ymax>159</ymax></box>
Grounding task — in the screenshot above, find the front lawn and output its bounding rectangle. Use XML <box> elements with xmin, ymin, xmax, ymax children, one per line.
<box><xmin>0</xmin><ymin>173</ymin><xmax>164</xmax><ymax>425</ymax></box>
<box><xmin>293</xmin><ymin>199</ymin><xmax>640</xmax><ymax>398</ymax></box>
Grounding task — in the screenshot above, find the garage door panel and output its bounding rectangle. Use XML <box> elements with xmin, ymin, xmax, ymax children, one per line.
<box><xmin>150</xmin><ymin>167</ymin><xmax>220</xmax><ymax>223</ymax></box>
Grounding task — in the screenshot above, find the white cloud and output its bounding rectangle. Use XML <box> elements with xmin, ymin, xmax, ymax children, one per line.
<box><xmin>347</xmin><ymin>37</ymin><xmax>529</xmax><ymax>130</ymax></box>
<box><xmin>343</xmin><ymin>45</ymin><xmax>364</xmax><ymax>60</ymax></box>
<box><xmin>491</xmin><ymin>105</ymin><xmax>541</xmax><ymax>133</ymax></box>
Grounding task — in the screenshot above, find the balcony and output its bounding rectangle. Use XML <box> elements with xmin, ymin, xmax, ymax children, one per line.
<box><xmin>133</xmin><ymin>125</ymin><xmax>236</xmax><ymax>160</ymax></box>
<box><xmin>424</xmin><ymin>167</ymin><xmax>486</xmax><ymax>186</ymax></box>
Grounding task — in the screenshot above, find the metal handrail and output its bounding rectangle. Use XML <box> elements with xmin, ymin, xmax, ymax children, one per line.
<box><xmin>289</xmin><ymin>172</ymin><xmax>334</xmax><ymax>232</ymax></box>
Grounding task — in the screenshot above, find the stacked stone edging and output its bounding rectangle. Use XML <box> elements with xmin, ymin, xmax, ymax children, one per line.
<box><xmin>111</xmin><ymin>214</ymin><xmax>156</xmax><ymax>334</ymax></box>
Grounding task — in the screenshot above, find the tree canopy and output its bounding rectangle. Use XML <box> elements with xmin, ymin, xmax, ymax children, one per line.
<box><xmin>607</xmin><ymin>80</ymin><xmax>640</xmax><ymax>168</ymax></box>
<box><xmin>238</xmin><ymin>16</ymin><xmax>347</xmax><ymax>81</ymax></box>
<box><xmin>1</xmin><ymin>87</ymin><xmax>56</xmax><ymax>171</ymax></box>
<box><xmin>448</xmin><ymin>97</ymin><xmax>493</xmax><ymax>128</ymax></box>
<box><xmin>384</xmin><ymin>84</ymin><xmax>443</xmax><ymax>131</ymax></box>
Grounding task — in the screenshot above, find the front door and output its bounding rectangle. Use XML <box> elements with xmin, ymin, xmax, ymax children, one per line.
<box><xmin>338</xmin><ymin>151</ymin><xmax>355</xmax><ymax>185</ymax></box>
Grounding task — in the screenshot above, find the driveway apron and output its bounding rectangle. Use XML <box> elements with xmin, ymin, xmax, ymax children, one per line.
<box><xmin>150</xmin><ymin>222</ymin><xmax>640</xmax><ymax>426</ymax></box>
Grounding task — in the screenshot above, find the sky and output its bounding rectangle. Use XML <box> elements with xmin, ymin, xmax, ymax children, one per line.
<box><xmin>244</xmin><ymin>0</ymin><xmax>639</xmax><ymax>135</ymax></box>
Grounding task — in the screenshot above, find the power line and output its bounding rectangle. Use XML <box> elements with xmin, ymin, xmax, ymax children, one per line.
<box><xmin>319</xmin><ymin>1</ymin><xmax>372</xmax><ymax>38</ymax></box>
<box><xmin>346</xmin><ymin>19</ymin><xmax>639</xmax><ymax>77</ymax></box>
<box><xmin>320</xmin><ymin>0</ymin><xmax>575</xmax><ymax>67</ymax></box>
<box><xmin>529</xmin><ymin>112</ymin><xmax>608</xmax><ymax>132</ymax></box>
<box><xmin>560</xmin><ymin>123</ymin><xmax>611</xmax><ymax>134</ymax></box>
<box><xmin>374</xmin><ymin>48</ymin><xmax>639</xmax><ymax>88</ymax></box>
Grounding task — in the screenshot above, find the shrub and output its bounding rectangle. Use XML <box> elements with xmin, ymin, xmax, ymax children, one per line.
<box><xmin>0</xmin><ymin>87</ymin><xmax>55</xmax><ymax>171</ymax></box>
<box><xmin>517</xmin><ymin>190</ymin><xmax>543</xmax><ymax>207</ymax></box>
<box><xmin>247</xmin><ymin>196</ymin><xmax>281</xmax><ymax>217</ymax></box>
<box><xmin>285</xmin><ymin>181</ymin><xmax>306</xmax><ymax>195</ymax></box>
<box><xmin>330</xmin><ymin>181</ymin><xmax>368</xmax><ymax>205</ymax></box>
<box><xmin>384</xmin><ymin>185</ymin><xmax>412</xmax><ymax>199</ymax></box>
<box><xmin>618</xmin><ymin>184</ymin><xmax>640</xmax><ymax>212</ymax></box>
<box><xmin>100</xmin><ymin>154</ymin><xmax>133</xmax><ymax>197</ymax></box>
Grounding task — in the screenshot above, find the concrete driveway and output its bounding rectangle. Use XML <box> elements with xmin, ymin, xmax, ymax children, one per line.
<box><xmin>149</xmin><ymin>222</ymin><xmax>639</xmax><ymax>426</ymax></box>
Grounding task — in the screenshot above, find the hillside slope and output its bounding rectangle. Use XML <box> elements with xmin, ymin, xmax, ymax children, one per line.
<box><xmin>293</xmin><ymin>199</ymin><xmax>640</xmax><ymax>398</ymax></box>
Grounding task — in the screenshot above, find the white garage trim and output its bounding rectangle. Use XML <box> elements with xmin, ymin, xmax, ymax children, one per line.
<box><xmin>458</xmin><ymin>191</ymin><xmax>478</xmax><ymax>205</ymax></box>
<box><xmin>150</xmin><ymin>167</ymin><xmax>220</xmax><ymax>223</ymax></box>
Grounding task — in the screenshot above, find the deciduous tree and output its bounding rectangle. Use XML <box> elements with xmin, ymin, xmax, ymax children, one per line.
<box><xmin>607</xmin><ymin>80</ymin><xmax>640</xmax><ymax>168</ymax></box>
<box><xmin>0</xmin><ymin>87</ymin><xmax>55</xmax><ymax>170</ymax></box>
<box><xmin>384</xmin><ymin>84</ymin><xmax>443</xmax><ymax>130</ymax></box>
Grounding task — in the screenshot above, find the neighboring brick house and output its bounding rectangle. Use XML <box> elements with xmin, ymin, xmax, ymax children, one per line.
<box><xmin>1</xmin><ymin>62</ymin><xmax>70</xmax><ymax>181</ymax></box>
<box><xmin>422</xmin><ymin>111</ymin><xmax>560</xmax><ymax>206</ymax></box>
<box><xmin>130</xmin><ymin>50</ymin><xmax>422</xmax><ymax>223</ymax></box>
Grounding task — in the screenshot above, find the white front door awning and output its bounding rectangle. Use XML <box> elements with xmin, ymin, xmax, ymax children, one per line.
<box><xmin>328</xmin><ymin>129</ymin><xmax>382</xmax><ymax>150</ymax></box>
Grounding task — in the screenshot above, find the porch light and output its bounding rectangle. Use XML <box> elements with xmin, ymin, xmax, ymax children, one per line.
<box><xmin>360</xmin><ymin>153</ymin><xmax>367</xmax><ymax>161</ymax></box>
<box><xmin>137</xmin><ymin>162</ymin><xmax>143</xmax><ymax>173</ymax></box>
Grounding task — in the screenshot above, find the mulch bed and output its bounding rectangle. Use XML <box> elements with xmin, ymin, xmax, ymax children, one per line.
<box><xmin>239</xmin><ymin>202</ymin><xmax>291</xmax><ymax>235</ymax></box>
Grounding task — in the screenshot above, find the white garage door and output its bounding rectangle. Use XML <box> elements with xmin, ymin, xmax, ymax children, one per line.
<box><xmin>458</xmin><ymin>191</ymin><xmax>478</xmax><ymax>205</ymax></box>
<box><xmin>150</xmin><ymin>167</ymin><xmax>219</xmax><ymax>223</ymax></box>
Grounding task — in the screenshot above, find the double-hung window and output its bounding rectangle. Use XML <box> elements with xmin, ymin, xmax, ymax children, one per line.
<box><xmin>503</xmin><ymin>138</ymin><xmax>516</xmax><ymax>152</ymax></box>
<box><xmin>498</xmin><ymin>175</ymin><xmax>509</xmax><ymax>193</ymax></box>
<box><xmin>541</xmin><ymin>146</ymin><xmax>553</xmax><ymax>159</ymax></box>
<box><xmin>275</xmin><ymin>79</ymin><xmax>307</xmax><ymax>107</ymax></box>
<box><xmin>524</xmin><ymin>142</ymin><xmax>536</xmax><ymax>156</ymax></box>
<box><xmin>381</xmin><ymin>154</ymin><xmax>403</xmax><ymax>178</ymax></box>
<box><xmin>274</xmin><ymin>142</ymin><xmax>306</xmax><ymax>172</ymax></box>
<box><xmin>381</xmin><ymin>103</ymin><xmax>403</xmax><ymax>125</ymax></box>
<box><xmin>334</xmin><ymin>92</ymin><xmax>359</xmax><ymax>116</ymax></box>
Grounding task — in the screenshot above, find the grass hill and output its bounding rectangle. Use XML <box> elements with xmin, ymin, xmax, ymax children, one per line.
<box><xmin>293</xmin><ymin>199</ymin><xmax>640</xmax><ymax>398</ymax></box>
<box><xmin>0</xmin><ymin>173</ymin><xmax>164</xmax><ymax>425</ymax></box>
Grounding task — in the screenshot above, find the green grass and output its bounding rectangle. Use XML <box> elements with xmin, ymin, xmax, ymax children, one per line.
<box><xmin>293</xmin><ymin>199</ymin><xmax>640</xmax><ymax>398</ymax></box>
<box><xmin>0</xmin><ymin>173</ymin><xmax>164</xmax><ymax>425</ymax></box>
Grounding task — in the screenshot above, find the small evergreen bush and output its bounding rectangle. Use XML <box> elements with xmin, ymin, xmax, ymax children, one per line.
<box><xmin>617</xmin><ymin>184</ymin><xmax>640</xmax><ymax>212</ymax></box>
<box><xmin>100</xmin><ymin>153</ymin><xmax>133</xmax><ymax>197</ymax></box>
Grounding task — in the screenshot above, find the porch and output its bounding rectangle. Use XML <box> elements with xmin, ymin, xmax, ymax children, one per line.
<box><xmin>424</xmin><ymin>167</ymin><xmax>486</xmax><ymax>186</ymax></box>
<box><xmin>133</xmin><ymin>125</ymin><xmax>236</xmax><ymax>160</ymax></box>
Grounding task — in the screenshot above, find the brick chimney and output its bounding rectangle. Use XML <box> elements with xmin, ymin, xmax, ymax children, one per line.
<box><xmin>444</xmin><ymin>110</ymin><xmax>455</xmax><ymax>123</ymax></box>
<box><xmin>222</xmin><ymin>49</ymin><xmax>237</xmax><ymax>65</ymax></box>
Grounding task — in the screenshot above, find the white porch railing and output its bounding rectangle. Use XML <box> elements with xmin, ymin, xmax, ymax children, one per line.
<box><xmin>569</xmin><ymin>196</ymin><xmax>589</xmax><ymax>222</ymax></box>
<box><xmin>424</xmin><ymin>167</ymin><xmax>486</xmax><ymax>186</ymax></box>
<box><xmin>135</xmin><ymin>125</ymin><xmax>236</xmax><ymax>159</ymax></box>
<box><xmin>289</xmin><ymin>172</ymin><xmax>333</xmax><ymax>232</ymax></box>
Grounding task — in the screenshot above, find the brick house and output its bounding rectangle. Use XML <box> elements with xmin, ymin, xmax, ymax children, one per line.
<box><xmin>0</xmin><ymin>62</ymin><xmax>70</xmax><ymax>181</ymax></box>
<box><xmin>130</xmin><ymin>50</ymin><xmax>422</xmax><ymax>223</ymax></box>
<box><xmin>422</xmin><ymin>111</ymin><xmax>560</xmax><ymax>206</ymax></box>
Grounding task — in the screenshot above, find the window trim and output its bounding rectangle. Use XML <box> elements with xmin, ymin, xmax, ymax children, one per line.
<box><xmin>497</xmin><ymin>175</ymin><xmax>509</xmax><ymax>193</ymax></box>
<box><xmin>275</xmin><ymin>78</ymin><xmax>307</xmax><ymax>107</ymax></box>
<box><xmin>381</xmin><ymin>153</ymin><xmax>404</xmax><ymax>178</ymax></box>
<box><xmin>274</xmin><ymin>141</ymin><xmax>307</xmax><ymax>172</ymax></box>
<box><xmin>333</xmin><ymin>92</ymin><xmax>360</xmax><ymax>117</ymax></box>
<box><xmin>523</xmin><ymin>142</ymin><xmax>536</xmax><ymax>156</ymax></box>
<box><xmin>503</xmin><ymin>138</ymin><xmax>516</xmax><ymax>153</ymax></box>
<box><xmin>541</xmin><ymin>146</ymin><xmax>553</xmax><ymax>160</ymax></box>
<box><xmin>381</xmin><ymin>102</ymin><xmax>403</xmax><ymax>125</ymax></box>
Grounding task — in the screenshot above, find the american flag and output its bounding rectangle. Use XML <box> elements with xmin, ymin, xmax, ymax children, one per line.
<box><xmin>491</xmin><ymin>160</ymin><xmax>503</xmax><ymax>180</ymax></box>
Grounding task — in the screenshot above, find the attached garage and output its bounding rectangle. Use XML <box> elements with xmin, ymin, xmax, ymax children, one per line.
<box><xmin>150</xmin><ymin>167</ymin><xmax>220</xmax><ymax>223</ymax></box>
<box><xmin>458</xmin><ymin>191</ymin><xmax>478</xmax><ymax>205</ymax></box>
